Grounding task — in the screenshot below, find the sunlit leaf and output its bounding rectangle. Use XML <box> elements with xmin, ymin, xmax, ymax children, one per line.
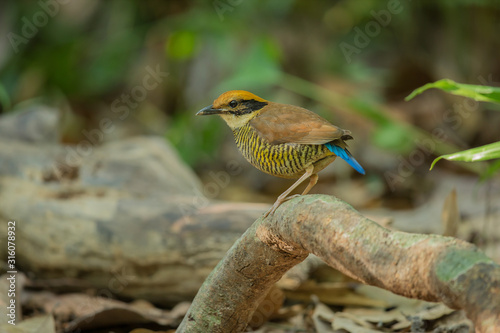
<box><xmin>405</xmin><ymin>79</ymin><xmax>500</xmax><ymax>104</ymax></box>
<box><xmin>167</xmin><ymin>30</ymin><xmax>198</xmax><ymax>60</ymax></box>
<box><xmin>430</xmin><ymin>141</ymin><xmax>500</xmax><ymax>170</ymax></box>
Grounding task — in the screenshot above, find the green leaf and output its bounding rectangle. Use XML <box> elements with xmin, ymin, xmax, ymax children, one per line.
<box><xmin>405</xmin><ymin>79</ymin><xmax>500</xmax><ymax>104</ymax></box>
<box><xmin>480</xmin><ymin>159</ymin><xmax>500</xmax><ymax>182</ymax></box>
<box><xmin>430</xmin><ymin>141</ymin><xmax>500</xmax><ymax>170</ymax></box>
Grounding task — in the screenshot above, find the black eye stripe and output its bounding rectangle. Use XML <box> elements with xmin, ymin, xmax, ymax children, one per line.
<box><xmin>229</xmin><ymin>99</ymin><xmax>268</xmax><ymax>115</ymax></box>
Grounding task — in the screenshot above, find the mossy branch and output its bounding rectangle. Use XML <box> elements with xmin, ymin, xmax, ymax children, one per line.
<box><xmin>177</xmin><ymin>195</ymin><xmax>500</xmax><ymax>333</ymax></box>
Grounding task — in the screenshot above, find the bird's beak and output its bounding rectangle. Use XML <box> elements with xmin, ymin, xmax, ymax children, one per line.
<box><xmin>196</xmin><ymin>105</ymin><xmax>224</xmax><ymax>116</ymax></box>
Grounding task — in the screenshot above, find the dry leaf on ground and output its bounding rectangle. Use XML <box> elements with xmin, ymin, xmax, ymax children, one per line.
<box><xmin>24</xmin><ymin>291</ymin><xmax>188</xmax><ymax>332</ymax></box>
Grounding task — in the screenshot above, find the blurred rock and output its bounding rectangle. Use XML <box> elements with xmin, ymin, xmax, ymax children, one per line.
<box><xmin>365</xmin><ymin>171</ymin><xmax>500</xmax><ymax>236</ymax></box>
<box><xmin>0</xmin><ymin>106</ymin><xmax>59</xmax><ymax>143</ymax></box>
<box><xmin>78</xmin><ymin>136</ymin><xmax>203</xmax><ymax>195</ymax></box>
<box><xmin>0</xmin><ymin>108</ymin><xmax>267</xmax><ymax>305</ymax></box>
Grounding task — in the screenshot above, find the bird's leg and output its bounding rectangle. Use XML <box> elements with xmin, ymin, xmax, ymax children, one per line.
<box><xmin>282</xmin><ymin>173</ymin><xmax>319</xmax><ymax>203</ymax></box>
<box><xmin>301</xmin><ymin>173</ymin><xmax>318</xmax><ymax>195</ymax></box>
<box><xmin>264</xmin><ymin>165</ymin><xmax>314</xmax><ymax>217</ymax></box>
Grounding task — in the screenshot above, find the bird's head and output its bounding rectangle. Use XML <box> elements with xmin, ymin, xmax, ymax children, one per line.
<box><xmin>196</xmin><ymin>90</ymin><xmax>269</xmax><ymax>130</ymax></box>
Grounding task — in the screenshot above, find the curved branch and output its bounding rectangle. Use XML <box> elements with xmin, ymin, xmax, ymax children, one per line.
<box><xmin>177</xmin><ymin>195</ymin><xmax>500</xmax><ymax>333</ymax></box>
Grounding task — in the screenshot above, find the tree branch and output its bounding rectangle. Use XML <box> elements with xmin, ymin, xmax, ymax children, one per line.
<box><xmin>177</xmin><ymin>195</ymin><xmax>500</xmax><ymax>333</ymax></box>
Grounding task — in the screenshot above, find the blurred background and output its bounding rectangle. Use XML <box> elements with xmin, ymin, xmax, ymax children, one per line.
<box><xmin>1</xmin><ymin>0</ymin><xmax>500</xmax><ymax>230</ymax></box>
<box><xmin>1</xmin><ymin>1</ymin><xmax>500</xmax><ymax>331</ymax></box>
<box><xmin>2</xmin><ymin>0</ymin><xmax>500</xmax><ymax>212</ymax></box>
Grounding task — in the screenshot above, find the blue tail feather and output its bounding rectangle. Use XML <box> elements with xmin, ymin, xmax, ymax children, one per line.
<box><xmin>324</xmin><ymin>143</ymin><xmax>365</xmax><ymax>175</ymax></box>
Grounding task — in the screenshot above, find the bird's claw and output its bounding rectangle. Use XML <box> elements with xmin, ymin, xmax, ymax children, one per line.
<box><xmin>263</xmin><ymin>194</ymin><xmax>302</xmax><ymax>217</ymax></box>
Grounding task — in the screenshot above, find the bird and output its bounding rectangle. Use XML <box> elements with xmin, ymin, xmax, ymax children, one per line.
<box><xmin>196</xmin><ymin>90</ymin><xmax>365</xmax><ymax>217</ymax></box>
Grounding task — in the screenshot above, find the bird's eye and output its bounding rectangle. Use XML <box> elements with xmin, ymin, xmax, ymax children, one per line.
<box><xmin>229</xmin><ymin>100</ymin><xmax>238</xmax><ymax>108</ymax></box>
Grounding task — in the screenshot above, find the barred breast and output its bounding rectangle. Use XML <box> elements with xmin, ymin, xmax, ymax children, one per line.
<box><xmin>233</xmin><ymin>124</ymin><xmax>332</xmax><ymax>179</ymax></box>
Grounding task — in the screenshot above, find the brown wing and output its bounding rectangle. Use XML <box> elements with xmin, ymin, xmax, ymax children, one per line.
<box><xmin>249</xmin><ymin>102</ymin><xmax>350</xmax><ymax>145</ymax></box>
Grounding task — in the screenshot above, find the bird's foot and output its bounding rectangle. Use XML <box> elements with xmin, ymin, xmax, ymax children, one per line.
<box><xmin>263</xmin><ymin>194</ymin><xmax>302</xmax><ymax>217</ymax></box>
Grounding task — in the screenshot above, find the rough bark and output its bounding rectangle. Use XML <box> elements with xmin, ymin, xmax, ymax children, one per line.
<box><xmin>177</xmin><ymin>195</ymin><xmax>500</xmax><ymax>333</ymax></box>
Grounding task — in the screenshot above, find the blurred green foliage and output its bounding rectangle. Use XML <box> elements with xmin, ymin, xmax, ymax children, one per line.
<box><xmin>0</xmin><ymin>82</ymin><xmax>10</xmax><ymax>109</ymax></box>
<box><xmin>1</xmin><ymin>0</ymin><xmax>499</xmax><ymax>175</ymax></box>
<box><xmin>167</xmin><ymin>30</ymin><xmax>198</xmax><ymax>60</ymax></box>
<box><xmin>1</xmin><ymin>1</ymin><xmax>146</xmax><ymax>100</ymax></box>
